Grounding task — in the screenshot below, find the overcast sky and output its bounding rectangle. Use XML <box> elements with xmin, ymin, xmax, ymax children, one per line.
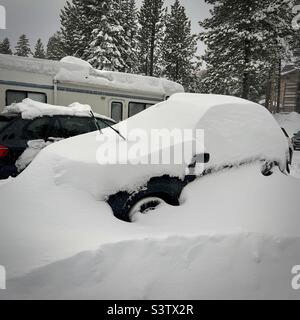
<box><xmin>0</xmin><ymin>0</ymin><xmax>211</xmax><ymax>54</ymax></box>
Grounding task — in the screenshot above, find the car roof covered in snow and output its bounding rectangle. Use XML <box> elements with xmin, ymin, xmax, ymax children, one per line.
<box><xmin>123</xmin><ymin>93</ymin><xmax>260</xmax><ymax>131</ymax></box>
<box><xmin>0</xmin><ymin>54</ymin><xmax>184</xmax><ymax>98</ymax></box>
<box><xmin>34</xmin><ymin>93</ymin><xmax>289</xmax><ymax>199</ymax></box>
<box><xmin>2</xmin><ymin>98</ymin><xmax>115</xmax><ymax>122</ymax></box>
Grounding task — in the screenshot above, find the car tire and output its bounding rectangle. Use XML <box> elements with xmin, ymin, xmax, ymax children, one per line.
<box><xmin>261</xmin><ymin>161</ymin><xmax>275</xmax><ymax>176</ymax></box>
<box><xmin>108</xmin><ymin>175</ymin><xmax>184</xmax><ymax>222</ymax></box>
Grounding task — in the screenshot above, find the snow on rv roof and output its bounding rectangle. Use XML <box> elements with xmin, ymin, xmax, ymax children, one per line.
<box><xmin>2</xmin><ymin>98</ymin><xmax>114</xmax><ymax>122</ymax></box>
<box><xmin>0</xmin><ymin>54</ymin><xmax>184</xmax><ymax>97</ymax></box>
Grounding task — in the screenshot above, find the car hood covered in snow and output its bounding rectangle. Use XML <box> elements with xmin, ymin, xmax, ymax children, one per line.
<box><xmin>31</xmin><ymin>93</ymin><xmax>289</xmax><ymax>199</ymax></box>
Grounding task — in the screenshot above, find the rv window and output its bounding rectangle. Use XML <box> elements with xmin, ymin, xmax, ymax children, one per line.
<box><xmin>129</xmin><ymin>102</ymin><xmax>154</xmax><ymax>118</ymax></box>
<box><xmin>111</xmin><ymin>102</ymin><xmax>123</xmax><ymax>123</ymax></box>
<box><xmin>129</xmin><ymin>102</ymin><xmax>146</xmax><ymax>118</ymax></box>
<box><xmin>6</xmin><ymin>91</ymin><xmax>27</xmax><ymax>105</ymax></box>
<box><xmin>28</xmin><ymin>92</ymin><xmax>47</xmax><ymax>103</ymax></box>
<box><xmin>6</xmin><ymin>90</ymin><xmax>46</xmax><ymax>105</ymax></box>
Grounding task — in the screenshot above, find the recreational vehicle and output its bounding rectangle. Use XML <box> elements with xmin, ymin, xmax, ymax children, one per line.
<box><xmin>0</xmin><ymin>54</ymin><xmax>184</xmax><ymax>122</ymax></box>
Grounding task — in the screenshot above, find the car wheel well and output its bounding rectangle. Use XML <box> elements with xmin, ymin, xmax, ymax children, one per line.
<box><xmin>107</xmin><ymin>175</ymin><xmax>184</xmax><ymax>222</ymax></box>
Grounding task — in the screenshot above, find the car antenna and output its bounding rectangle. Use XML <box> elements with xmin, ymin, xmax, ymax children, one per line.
<box><xmin>90</xmin><ymin>110</ymin><xmax>126</xmax><ymax>141</ymax></box>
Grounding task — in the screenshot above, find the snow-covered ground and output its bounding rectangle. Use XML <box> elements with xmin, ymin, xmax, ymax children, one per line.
<box><xmin>0</xmin><ymin>160</ymin><xmax>299</xmax><ymax>299</ymax></box>
<box><xmin>0</xmin><ymin>109</ymin><xmax>299</xmax><ymax>300</ymax></box>
<box><xmin>291</xmin><ymin>151</ymin><xmax>300</xmax><ymax>178</ymax></box>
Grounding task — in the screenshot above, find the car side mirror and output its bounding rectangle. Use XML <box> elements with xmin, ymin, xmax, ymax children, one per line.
<box><xmin>188</xmin><ymin>153</ymin><xmax>210</xmax><ymax>168</ymax></box>
<box><xmin>195</xmin><ymin>153</ymin><xmax>210</xmax><ymax>163</ymax></box>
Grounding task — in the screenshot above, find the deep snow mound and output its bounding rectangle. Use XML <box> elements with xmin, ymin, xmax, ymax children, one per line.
<box><xmin>2</xmin><ymin>233</ymin><xmax>300</xmax><ymax>300</ymax></box>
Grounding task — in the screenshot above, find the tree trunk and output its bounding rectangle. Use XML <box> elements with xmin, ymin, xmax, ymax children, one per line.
<box><xmin>149</xmin><ymin>21</ymin><xmax>156</xmax><ymax>76</ymax></box>
<box><xmin>265</xmin><ymin>73</ymin><xmax>272</xmax><ymax>111</ymax></box>
<box><xmin>276</xmin><ymin>59</ymin><xmax>282</xmax><ymax>113</ymax></box>
<box><xmin>242</xmin><ymin>40</ymin><xmax>251</xmax><ymax>100</ymax></box>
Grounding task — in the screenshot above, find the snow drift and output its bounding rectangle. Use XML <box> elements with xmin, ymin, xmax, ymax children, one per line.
<box><xmin>0</xmin><ymin>162</ymin><xmax>300</xmax><ymax>299</ymax></box>
<box><xmin>3</xmin><ymin>233</ymin><xmax>300</xmax><ymax>300</ymax></box>
<box><xmin>0</xmin><ymin>96</ymin><xmax>299</xmax><ymax>300</ymax></box>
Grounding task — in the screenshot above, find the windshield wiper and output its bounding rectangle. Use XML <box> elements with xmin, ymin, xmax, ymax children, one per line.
<box><xmin>90</xmin><ymin>111</ymin><xmax>126</xmax><ymax>141</ymax></box>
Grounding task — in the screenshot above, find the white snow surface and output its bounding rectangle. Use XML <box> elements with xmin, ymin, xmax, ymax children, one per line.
<box><xmin>0</xmin><ymin>163</ymin><xmax>300</xmax><ymax>299</ymax></box>
<box><xmin>60</xmin><ymin>56</ymin><xmax>93</xmax><ymax>69</ymax></box>
<box><xmin>2</xmin><ymin>98</ymin><xmax>114</xmax><ymax>122</ymax></box>
<box><xmin>16</xmin><ymin>140</ymin><xmax>54</xmax><ymax>172</ymax></box>
<box><xmin>3</xmin><ymin>99</ymin><xmax>92</xmax><ymax>120</ymax></box>
<box><xmin>0</xmin><ymin>94</ymin><xmax>299</xmax><ymax>300</ymax></box>
<box><xmin>0</xmin><ymin>54</ymin><xmax>184</xmax><ymax>98</ymax></box>
<box><xmin>41</xmin><ymin>93</ymin><xmax>289</xmax><ymax>199</ymax></box>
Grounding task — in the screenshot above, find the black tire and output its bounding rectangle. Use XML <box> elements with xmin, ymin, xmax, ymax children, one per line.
<box><xmin>107</xmin><ymin>175</ymin><xmax>184</xmax><ymax>222</ymax></box>
<box><xmin>261</xmin><ymin>161</ymin><xmax>275</xmax><ymax>176</ymax></box>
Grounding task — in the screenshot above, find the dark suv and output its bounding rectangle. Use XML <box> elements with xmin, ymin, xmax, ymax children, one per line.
<box><xmin>0</xmin><ymin>113</ymin><xmax>116</xmax><ymax>179</ymax></box>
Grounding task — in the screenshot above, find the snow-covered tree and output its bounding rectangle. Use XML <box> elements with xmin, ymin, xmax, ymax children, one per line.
<box><xmin>46</xmin><ymin>32</ymin><xmax>65</xmax><ymax>60</ymax></box>
<box><xmin>117</xmin><ymin>0</ymin><xmax>139</xmax><ymax>73</ymax></box>
<box><xmin>162</xmin><ymin>0</ymin><xmax>198</xmax><ymax>90</ymax></box>
<box><xmin>33</xmin><ymin>38</ymin><xmax>46</xmax><ymax>59</ymax></box>
<box><xmin>60</xmin><ymin>0</ymin><xmax>94</xmax><ymax>57</ymax></box>
<box><xmin>85</xmin><ymin>0</ymin><xmax>128</xmax><ymax>71</ymax></box>
<box><xmin>137</xmin><ymin>0</ymin><xmax>165</xmax><ymax>76</ymax></box>
<box><xmin>15</xmin><ymin>34</ymin><xmax>31</xmax><ymax>57</ymax></box>
<box><xmin>200</xmin><ymin>0</ymin><xmax>296</xmax><ymax>102</ymax></box>
<box><xmin>0</xmin><ymin>38</ymin><xmax>12</xmax><ymax>55</ymax></box>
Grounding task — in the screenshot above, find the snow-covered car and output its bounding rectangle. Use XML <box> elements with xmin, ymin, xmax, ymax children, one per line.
<box><xmin>0</xmin><ymin>99</ymin><xmax>116</xmax><ymax>179</ymax></box>
<box><xmin>34</xmin><ymin>93</ymin><xmax>290</xmax><ymax>222</ymax></box>
<box><xmin>292</xmin><ymin>131</ymin><xmax>300</xmax><ymax>150</ymax></box>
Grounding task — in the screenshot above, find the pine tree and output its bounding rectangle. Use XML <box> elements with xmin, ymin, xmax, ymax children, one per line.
<box><xmin>60</xmin><ymin>0</ymin><xmax>92</xmax><ymax>57</ymax></box>
<box><xmin>85</xmin><ymin>0</ymin><xmax>128</xmax><ymax>71</ymax></box>
<box><xmin>200</xmin><ymin>0</ymin><xmax>296</xmax><ymax>102</ymax></box>
<box><xmin>46</xmin><ymin>32</ymin><xmax>65</xmax><ymax>60</ymax></box>
<box><xmin>162</xmin><ymin>0</ymin><xmax>198</xmax><ymax>90</ymax></box>
<box><xmin>138</xmin><ymin>0</ymin><xmax>165</xmax><ymax>76</ymax></box>
<box><xmin>59</xmin><ymin>0</ymin><xmax>139</xmax><ymax>72</ymax></box>
<box><xmin>118</xmin><ymin>0</ymin><xmax>139</xmax><ymax>73</ymax></box>
<box><xmin>15</xmin><ymin>34</ymin><xmax>31</xmax><ymax>57</ymax></box>
<box><xmin>33</xmin><ymin>38</ymin><xmax>46</xmax><ymax>59</ymax></box>
<box><xmin>0</xmin><ymin>38</ymin><xmax>12</xmax><ymax>55</ymax></box>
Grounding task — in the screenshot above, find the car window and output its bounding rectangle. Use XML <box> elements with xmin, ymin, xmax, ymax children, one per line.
<box><xmin>0</xmin><ymin>118</ymin><xmax>29</xmax><ymax>147</ymax></box>
<box><xmin>96</xmin><ymin>118</ymin><xmax>116</xmax><ymax>130</ymax></box>
<box><xmin>23</xmin><ymin>117</ymin><xmax>52</xmax><ymax>140</ymax></box>
<box><xmin>56</xmin><ymin>116</ymin><xmax>95</xmax><ymax>138</ymax></box>
<box><xmin>0</xmin><ymin>117</ymin><xmax>12</xmax><ymax>132</ymax></box>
